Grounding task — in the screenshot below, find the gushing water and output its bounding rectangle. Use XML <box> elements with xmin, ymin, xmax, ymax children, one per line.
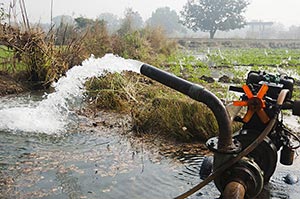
<box><xmin>0</xmin><ymin>54</ymin><xmax>142</xmax><ymax>134</ymax></box>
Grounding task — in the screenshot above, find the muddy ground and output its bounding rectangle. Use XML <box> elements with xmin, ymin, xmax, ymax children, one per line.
<box><xmin>0</xmin><ymin>72</ymin><xmax>27</xmax><ymax>96</ymax></box>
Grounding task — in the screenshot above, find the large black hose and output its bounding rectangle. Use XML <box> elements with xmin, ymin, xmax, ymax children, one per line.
<box><xmin>140</xmin><ymin>64</ymin><xmax>233</xmax><ymax>151</ymax></box>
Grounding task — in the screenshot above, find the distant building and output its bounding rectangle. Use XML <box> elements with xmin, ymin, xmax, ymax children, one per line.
<box><xmin>246</xmin><ymin>21</ymin><xmax>274</xmax><ymax>39</ymax></box>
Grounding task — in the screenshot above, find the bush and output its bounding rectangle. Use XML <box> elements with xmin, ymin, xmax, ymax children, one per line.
<box><xmin>81</xmin><ymin>20</ymin><xmax>112</xmax><ymax>58</ymax></box>
<box><xmin>111</xmin><ymin>26</ymin><xmax>177</xmax><ymax>66</ymax></box>
<box><xmin>0</xmin><ymin>24</ymin><xmax>87</xmax><ymax>87</ymax></box>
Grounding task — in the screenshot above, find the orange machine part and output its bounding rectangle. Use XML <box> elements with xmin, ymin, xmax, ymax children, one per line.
<box><xmin>233</xmin><ymin>84</ymin><xmax>270</xmax><ymax>124</ymax></box>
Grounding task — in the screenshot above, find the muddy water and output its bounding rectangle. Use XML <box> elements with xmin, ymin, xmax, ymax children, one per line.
<box><xmin>0</xmin><ymin>104</ymin><xmax>300</xmax><ymax>199</ymax></box>
<box><xmin>0</xmin><ymin>89</ymin><xmax>212</xmax><ymax>199</ymax></box>
<box><xmin>0</xmin><ymin>113</ymin><xmax>198</xmax><ymax>199</ymax></box>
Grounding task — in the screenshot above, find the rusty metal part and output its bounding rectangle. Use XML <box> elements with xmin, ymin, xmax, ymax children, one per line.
<box><xmin>277</xmin><ymin>89</ymin><xmax>289</xmax><ymax>105</ymax></box>
<box><xmin>174</xmin><ymin>117</ymin><xmax>277</xmax><ymax>199</ymax></box>
<box><xmin>206</xmin><ymin>137</ymin><xmax>241</xmax><ymax>154</ymax></box>
<box><xmin>223</xmin><ymin>181</ymin><xmax>246</xmax><ymax>199</ymax></box>
<box><xmin>216</xmin><ymin>157</ymin><xmax>264</xmax><ymax>198</ymax></box>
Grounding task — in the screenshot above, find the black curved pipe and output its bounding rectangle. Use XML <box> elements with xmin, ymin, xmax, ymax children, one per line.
<box><xmin>140</xmin><ymin>64</ymin><xmax>233</xmax><ymax>152</ymax></box>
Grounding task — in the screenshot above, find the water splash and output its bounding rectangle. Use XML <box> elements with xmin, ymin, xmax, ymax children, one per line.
<box><xmin>0</xmin><ymin>54</ymin><xmax>143</xmax><ymax>134</ymax></box>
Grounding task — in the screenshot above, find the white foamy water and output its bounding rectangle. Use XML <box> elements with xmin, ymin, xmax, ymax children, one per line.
<box><xmin>0</xmin><ymin>54</ymin><xmax>143</xmax><ymax>134</ymax></box>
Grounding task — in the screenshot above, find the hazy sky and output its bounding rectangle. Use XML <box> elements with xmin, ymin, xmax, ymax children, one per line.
<box><xmin>5</xmin><ymin>0</ymin><xmax>300</xmax><ymax>27</ymax></box>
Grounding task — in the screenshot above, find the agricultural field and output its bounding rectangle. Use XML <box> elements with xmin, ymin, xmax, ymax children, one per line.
<box><xmin>167</xmin><ymin>48</ymin><xmax>300</xmax><ymax>74</ymax></box>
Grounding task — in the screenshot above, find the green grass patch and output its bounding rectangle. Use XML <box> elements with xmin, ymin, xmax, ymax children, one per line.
<box><xmin>0</xmin><ymin>45</ymin><xmax>27</xmax><ymax>73</ymax></box>
<box><xmin>85</xmin><ymin>71</ymin><xmax>242</xmax><ymax>142</ymax></box>
<box><xmin>193</xmin><ymin>48</ymin><xmax>300</xmax><ymax>68</ymax></box>
<box><xmin>132</xmin><ymin>97</ymin><xmax>218</xmax><ymax>141</ymax></box>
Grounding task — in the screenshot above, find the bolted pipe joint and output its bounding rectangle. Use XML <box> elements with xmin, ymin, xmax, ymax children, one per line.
<box><xmin>216</xmin><ymin>157</ymin><xmax>264</xmax><ymax>199</ymax></box>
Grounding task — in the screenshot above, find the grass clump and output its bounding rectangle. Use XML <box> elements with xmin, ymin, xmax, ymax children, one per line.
<box><xmin>111</xmin><ymin>27</ymin><xmax>177</xmax><ymax>66</ymax></box>
<box><xmin>85</xmin><ymin>71</ymin><xmax>220</xmax><ymax>142</ymax></box>
<box><xmin>132</xmin><ymin>97</ymin><xmax>218</xmax><ymax>141</ymax></box>
<box><xmin>85</xmin><ymin>72</ymin><xmax>138</xmax><ymax>112</ymax></box>
<box><xmin>0</xmin><ymin>24</ymin><xmax>86</xmax><ymax>87</ymax></box>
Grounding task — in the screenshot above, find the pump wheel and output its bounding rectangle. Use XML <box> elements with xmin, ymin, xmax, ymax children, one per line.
<box><xmin>215</xmin><ymin>157</ymin><xmax>264</xmax><ymax>199</ymax></box>
<box><xmin>234</xmin><ymin>129</ymin><xmax>278</xmax><ymax>182</ymax></box>
<box><xmin>233</xmin><ymin>84</ymin><xmax>270</xmax><ymax>124</ymax></box>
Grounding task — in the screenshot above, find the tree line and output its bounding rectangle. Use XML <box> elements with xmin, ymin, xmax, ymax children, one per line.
<box><xmin>2</xmin><ymin>0</ymin><xmax>300</xmax><ymax>40</ymax></box>
<box><xmin>52</xmin><ymin>0</ymin><xmax>249</xmax><ymax>39</ymax></box>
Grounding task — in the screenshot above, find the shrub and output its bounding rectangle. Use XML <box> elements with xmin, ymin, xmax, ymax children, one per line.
<box><xmin>81</xmin><ymin>20</ymin><xmax>112</xmax><ymax>58</ymax></box>
<box><xmin>0</xmin><ymin>24</ymin><xmax>87</xmax><ymax>87</ymax></box>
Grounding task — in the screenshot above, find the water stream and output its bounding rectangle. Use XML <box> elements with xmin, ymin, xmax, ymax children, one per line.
<box><xmin>0</xmin><ymin>54</ymin><xmax>300</xmax><ymax>198</ymax></box>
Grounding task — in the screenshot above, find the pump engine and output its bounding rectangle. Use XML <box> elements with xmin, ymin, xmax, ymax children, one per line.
<box><xmin>204</xmin><ymin>70</ymin><xmax>300</xmax><ymax>198</ymax></box>
<box><xmin>139</xmin><ymin>63</ymin><xmax>300</xmax><ymax>199</ymax></box>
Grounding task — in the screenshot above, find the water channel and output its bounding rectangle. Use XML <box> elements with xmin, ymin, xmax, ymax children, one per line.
<box><xmin>1</xmin><ymin>54</ymin><xmax>300</xmax><ymax>198</ymax></box>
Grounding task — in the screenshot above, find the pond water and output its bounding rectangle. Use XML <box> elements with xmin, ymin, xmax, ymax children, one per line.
<box><xmin>1</xmin><ymin>54</ymin><xmax>300</xmax><ymax>199</ymax></box>
<box><xmin>1</xmin><ymin>93</ymin><xmax>300</xmax><ymax>199</ymax></box>
<box><xmin>0</xmin><ymin>93</ymin><xmax>219</xmax><ymax>199</ymax></box>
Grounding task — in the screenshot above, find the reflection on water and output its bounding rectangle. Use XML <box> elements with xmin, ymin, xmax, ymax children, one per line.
<box><xmin>0</xmin><ymin>90</ymin><xmax>300</xmax><ymax>199</ymax></box>
<box><xmin>0</xmin><ymin>109</ymin><xmax>211</xmax><ymax>199</ymax></box>
<box><xmin>1</xmin><ymin>110</ymin><xmax>300</xmax><ymax>199</ymax></box>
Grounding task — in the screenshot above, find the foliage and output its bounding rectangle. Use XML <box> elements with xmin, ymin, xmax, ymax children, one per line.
<box><xmin>163</xmin><ymin>53</ymin><xmax>211</xmax><ymax>84</ymax></box>
<box><xmin>74</xmin><ymin>17</ymin><xmax>95</xmax><ymax>30</ymax></box>
<box><xmin>86</xmin><ymin>73</ymin><xmax>130</xmax><ymax>111</ymax></box>
<box><xmin>0</xmin><ymin>24</ymin><xmax>86</xmax><ymax>86</ymax></box>
<box><xmin>97</xmin><ymin>13</ymin><xmax>121</xmax><ymax>34</ymax></box>
<box><xmin>181</xmin><ymin>0</ymin><xmax>249</xmax><ymax>39</ymax></box>
<box><xmin>72</xmin><ymin>12</ymin><xmax>177</xmax><ymax>65</ymax></box>
<box><xmin>146</xmin><ymin>7</ymin><xmax>185</xmax><ymax>35</ymax></box>
<box><xmin>0</xmin><ymin>45</ymin><xmax>22</xmax><ymax>72</ymax></box>
<box><xmin>0</xmin><ymin>17</ymin><xmax>177</xmax><ymax>89</ymax></box>
<box><xmin>86</xmin><ymin>71</ymin><xmax>160</xmax><ymax>112</ymax></box>
<box><xmin>133</xmin><ymin>97</ymin><xmax>218</xmax><ymax>141</ymax></box>
<box><xmin>201</xmin><ymin>48</ymin><xmax>300</xmax><ymax>68</ymax></box>
<box><xmin>81</xmin><ymin>20</ymin><xmax>112</xmax><ymax>58</ymax></box>
<box><xmin>53</xmin><ymin>20</ymin><xmax>78</xmax><ymax>46</ymax></box>
<box><xmin>112</xmin><ymin>26</ymin><xmax>177</xmax><ymax>65</ymax></box>
<box><xmin>52</xmin><ymin>15</ymin><xmax>75</xmax><ymax>26</ymax></box>
<box><xmin>117</xmin><ymin>8</ymin><xmax>144</xmax><ymax>35</ymax></box>
<box><xmin>112</xmin><ymin>31</ymin><xmax>148</xmax><ymax>60</ymax></box>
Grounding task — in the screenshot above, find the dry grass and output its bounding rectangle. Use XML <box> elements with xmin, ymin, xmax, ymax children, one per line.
<box><xmin>85</xmin><ymin>72</ymin><xmax>227</xmax><ymax>142</ymax></box>
<box><xmin>0</xmin><ymin>24</ymin><xmax>86</xmax><ymax>87</ymax></box>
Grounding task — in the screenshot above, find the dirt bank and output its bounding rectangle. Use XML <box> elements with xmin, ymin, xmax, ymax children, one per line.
<box><xmin>0</xmin><ymin>72</ymin><xmax>27</xmax><ymax>96</ymax></box>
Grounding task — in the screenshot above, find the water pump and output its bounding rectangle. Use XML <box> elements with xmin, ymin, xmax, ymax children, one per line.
<box><xmin>207</xmin><ymin>71</ymin><xmax>300</xmax><ymax>198</ymax></box>
<box><xmin>140</xmin><ymin>64</ymin><xmax>300</xmax><ymax>199</ymax></box>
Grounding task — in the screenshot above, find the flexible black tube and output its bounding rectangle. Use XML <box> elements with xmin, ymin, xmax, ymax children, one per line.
<box><xmin>140</xmin><ymin>64</ymin><xmax>233</xmax><ymax>151</ymax></box>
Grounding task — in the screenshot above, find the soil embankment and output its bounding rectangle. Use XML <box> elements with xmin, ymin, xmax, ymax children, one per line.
<box><xmin>0</xmin><ymin>72</ymin><xmax>26</xmax><ymax>96</ymax></box>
